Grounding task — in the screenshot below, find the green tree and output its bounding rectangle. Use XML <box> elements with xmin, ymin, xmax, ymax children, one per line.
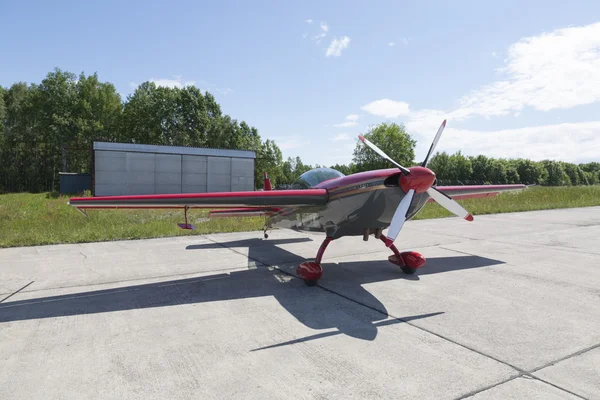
<box><xmin>580</xmin><ymin>162</ymin><xmax>600</xmax><ymax>184</ymax></box>
<box><xmin>352</xmin><ymin>122</ymin><xmax>416</xmax><ymax>172</ymax></box>
<box><xmin>487</xmin><ymin>159</ymin><xmax>508</xmax><ymax>184</ymax></box>
<box><xmin>330</xmin><ymin>163</ymin><xmax>355</xmax><ymax>176</ymax></box>
<box><xmin>448</xmin><ymin>151</ymin><xmax>472</xmax><ymax>183</ymax></box>
<box><xmin>516</xmin><ymin>159</ymin><xmax>546</xmax><ymax>185</ymax></box>
<box><xmin>562</xmin><ymin>163</ymin><xmax>582</xmax><ymax>186</ymax></box>
<box><xmin>427</xmin><ymin>151</ymin><xmax>451</xmax><ymax>182</ymax></box>
<box><xmin>255</xmin><ymin>139</ymin><xmax>283</xmax><ymax>188</ymax></box>
<box><xmin>470</xmin><ymin>155</ymin><xmax>490</xmax><ymax>183</ymax></box>
<box><xmin>542</xmin><ymin>160</ymin><xmax>571</xmax><ymax>186</ymax></box>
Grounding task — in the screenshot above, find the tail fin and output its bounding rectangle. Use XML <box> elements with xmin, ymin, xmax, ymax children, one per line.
<box><xmin>263</xmin><ymin>172</ymin><xmax>272</xmax><ymax>191</ymax></box>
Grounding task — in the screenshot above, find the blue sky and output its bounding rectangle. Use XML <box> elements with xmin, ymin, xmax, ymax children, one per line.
<box><xmin>2</xmin><ymin>0</ymin><xmax>600</xmax><ymax>165</ymax></box>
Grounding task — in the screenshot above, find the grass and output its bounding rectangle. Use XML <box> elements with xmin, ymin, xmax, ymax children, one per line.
<box><xmin>1</xmin><ymin>186</ymin><xmax>599</xmax><ymax>248</ymax></box>
<box><xmin>413</xmin><ymin>185</ymin><xmax>600</xmax><ymax>220</ymax></box>
<box><xmin>0</xmin><ymin>192</ymin><xmax>264</xmax><ymax>248</ymax></box>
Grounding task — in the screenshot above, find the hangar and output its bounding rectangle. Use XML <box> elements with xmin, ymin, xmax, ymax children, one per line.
<box><xmin>92</xmin><ymin>142</ymin><xmax>256</xmax><ymax>196</ymax></box>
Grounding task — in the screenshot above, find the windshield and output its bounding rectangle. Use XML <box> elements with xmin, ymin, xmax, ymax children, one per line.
<box><xmin>292</xmin><ymin>168</ymin><xmax>345</xmax><ymax>189</ymax></box>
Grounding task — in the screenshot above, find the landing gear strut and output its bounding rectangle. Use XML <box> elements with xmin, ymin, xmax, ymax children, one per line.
<box><xmin>297</xmin><ymin>237</ymin><xmax>333</xmax><ymax>286</ymax></box>
<box><xmin>379</xmin><ymin>234</ymin><xmax>426</xmax><ymax>274</ymax></box>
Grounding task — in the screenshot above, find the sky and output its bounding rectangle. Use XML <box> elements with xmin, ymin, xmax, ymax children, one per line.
<box><xmin>1</xmin><ymin>0</ymin><xmax>600</xmax><ymax>166</ymax></box>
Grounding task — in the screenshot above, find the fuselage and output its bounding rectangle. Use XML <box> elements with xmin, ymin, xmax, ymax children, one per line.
<box><xmin>271</xmin><ymin>168</ymin><xmax>430</xmax><ymax>239</ymax></box>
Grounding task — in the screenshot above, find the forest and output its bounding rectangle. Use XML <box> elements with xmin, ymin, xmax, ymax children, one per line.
<box><xmin>1</xmin><ymin>68</ymin><xmax>598</xmax><ymax>193</ymax></box>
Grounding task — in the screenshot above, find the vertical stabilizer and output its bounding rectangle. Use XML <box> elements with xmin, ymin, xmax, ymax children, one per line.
<box><xmin>263</xmin><ymin>172</ymin><xmax>272</xmax><ymax>191</ymax></box>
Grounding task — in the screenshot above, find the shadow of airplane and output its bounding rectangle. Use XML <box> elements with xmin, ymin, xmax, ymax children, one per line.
<box><xmin>0</xmin><ymin>236</ymin><xmax>505</xmax><ymax>349</ymax></box>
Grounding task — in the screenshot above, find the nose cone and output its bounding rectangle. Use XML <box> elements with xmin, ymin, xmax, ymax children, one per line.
<box><xmin>399</xmin><ymin>166</ymin><xmax>436</xmax><ymax>194</ymax></box>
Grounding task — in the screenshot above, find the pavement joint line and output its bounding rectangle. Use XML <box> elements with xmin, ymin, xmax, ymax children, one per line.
<box><xmin>456</xmin><ymin>374</ymin><xmax>589</xmax><ymax>400</ymax></box>
<box><xmin>455</xmin><ymin>375</ymin><xmax>522</xmax><ymax>400</ymax></box>
<box><xmin>0</xmin><ymin>281</ymin><xmax>34</xmax><ymax>304</ymax></box>
<box><xmin>528</xmin><ymin>342</ymin><xmax>600</xmax><ymax>374</ymax></box>
<box><xmin>524</xmin><ymin>375</ymin><xmax>590</xmax><ymax>400</ymax></box>
<box><xmin>0</xmin><ymin>265</ymin><xmax>248</xmax><ymax>297</ymax></box>
<box><xmin>207</xmin><ymin>234</ymin><xmax>600</xmax><ymax>400</ymax></box>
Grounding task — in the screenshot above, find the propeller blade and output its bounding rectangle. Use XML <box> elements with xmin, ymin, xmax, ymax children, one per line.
<box><xmin>384</xmin><ymin>189</ymin><xmax>415</xmax><ymax>247</ymax></box>
<box><xmin>426</xmin><ymin>187</ymin><xmax>474</xmax><ymax>221</ymax></box>
<box><xmin>358</xmin><ymin>135</ymin><xmax>411</xmax><ymax>175</ymax></box>
<box><xmin>422</xmin><ymin>120</ymin><xmax>446</xmax><ymax>168</ymax></box>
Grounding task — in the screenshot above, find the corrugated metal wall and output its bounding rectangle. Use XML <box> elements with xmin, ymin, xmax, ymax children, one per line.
<box><xmin>94</xmin><ymin>147</ymin><xmax>254</xmax><ymax>196</ymax></box>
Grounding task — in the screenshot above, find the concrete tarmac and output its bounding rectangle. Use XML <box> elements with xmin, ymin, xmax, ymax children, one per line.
<box><xmin>1</xmin><ymin>207</ymin><xmax>599</xmax><ymax>399</ymax></box>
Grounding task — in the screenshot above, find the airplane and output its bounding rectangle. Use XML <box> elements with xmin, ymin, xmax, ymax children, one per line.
<box><xmin>68</xmin><ymin>120</ymin><xmax>525</xmax><ymax>286</ymax></box>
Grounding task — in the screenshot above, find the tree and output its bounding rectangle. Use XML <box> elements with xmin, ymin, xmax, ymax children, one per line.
<box><xmin>516</xmin><ymin>159</ymin><xmax>547</xmax><ymax>185</ymax></box>
<box><xmin>487</xmin><ymin>159</ymin><xmax>507</xmax><ymax>184</ymax></box>
<box><xmin>330</xmin><ymin>163</ymin><xmax>355</xmax><ymax>176</ymax></box>
<box><xmin>448</xmin><ymin>151</ymin><xmax>472</xmax><ymax>183</ymax></box>
<box><xmin>542</xmin><ymin>160</ymin><xmax>571</xmax><ymax>186</ymax></box>
<box><xmin>470</xmin><ymin>155</ymin><xmax>490</xmax><ymax>183</ymax></box>
<box><xmin>352</xmin><ymin>123</ymin><xmax>416</xmax><ymax>172</ymax></box>
<box><xmin>255</xmin><ymin>139</ymin><xmax>283</xmax><ymax>188</ymax></box>
<box><xmin>427</xmin><ymin>152</ymin><xmax>451</xmax><ymax>182</ymax></box>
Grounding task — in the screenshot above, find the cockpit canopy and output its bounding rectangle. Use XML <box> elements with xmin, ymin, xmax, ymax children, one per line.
<box><xmin>292</xmin><ymin>168</ymin><xmax>345</xmax><ymax>189</ymax></box>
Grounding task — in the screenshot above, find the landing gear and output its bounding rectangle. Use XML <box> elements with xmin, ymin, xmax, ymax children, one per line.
<box><xmin>263</xmin><ymin>218</ymin><xmax>271</xmax><ymax>240</ymax></box>
<box><xmin>379</xmin><ymin>234</ymin><xmax>426</xmax><ymax>274</ymax></box>
<box><xmin>297</xmin><ymin>237</ymin><xmax>333</xmax><ymax>286</ymax></box>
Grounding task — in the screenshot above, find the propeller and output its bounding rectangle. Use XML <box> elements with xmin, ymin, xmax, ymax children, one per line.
<box><xmin>358</xmin><ymin>135</ymin><xmax>411</xmax><ymax>176</ymax></box>
<box><xmin>358</xmin><ymin>119</ymin><xmax>473</xmax><ymax>247</ymax></box>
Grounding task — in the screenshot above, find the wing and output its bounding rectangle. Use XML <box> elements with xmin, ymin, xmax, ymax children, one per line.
<box><xmin>68</xmin><ymin>189</ymin><xmax>328</xmax><ymax>209</ymax></box>
<box><xmin>430</xmin><ymin>184</ymin><xmax>526</xmax><ymax>201</ymax></box>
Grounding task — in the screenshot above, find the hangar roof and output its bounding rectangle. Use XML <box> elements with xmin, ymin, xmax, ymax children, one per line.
<box><xmin>93</xmin><ymin>142</ymin><xmax>256</xmax><ymax>159</ymax></box>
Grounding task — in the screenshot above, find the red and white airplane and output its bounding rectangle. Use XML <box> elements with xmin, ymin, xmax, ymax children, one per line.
<box><xmin>69</xmin><ymin>120</ymin><xmax>525</xmax><ymax>286</ymax></box>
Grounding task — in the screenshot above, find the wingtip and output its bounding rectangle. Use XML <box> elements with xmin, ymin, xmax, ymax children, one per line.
<box><xmin>442</xmin><ymin>119</ymin><xmax>447</xmax><ymax>127</ymax></box>
<box><xmin>358</xmin><ymin>135</ymin><xmax>365</xmax><ymax>143</ymax></box>
<box><xmin>465</xmin><ymin>214</ymin><xmax>474</xmax><ymax>221</ymax></box>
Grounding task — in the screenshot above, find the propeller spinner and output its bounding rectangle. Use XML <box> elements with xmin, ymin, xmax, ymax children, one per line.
<box><xmin>358</xmin><ymin>120</ymin><xmax>473</xmax><ymax>247</ymax></box>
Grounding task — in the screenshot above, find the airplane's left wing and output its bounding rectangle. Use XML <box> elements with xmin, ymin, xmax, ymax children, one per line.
<box><xmin>68</xmin><ymin>189</ymin><xmax>328</xmax><ymax>210</ymax></box>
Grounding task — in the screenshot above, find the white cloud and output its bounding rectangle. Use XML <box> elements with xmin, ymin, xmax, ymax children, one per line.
<box><xmin>326</xmin><ymin>36</ymin><xmax>351</xmax><ymax>57</ymax></box>
<box><xmin>150</xmin><ymin>77</ymin><xmax>196</xmax><ymax>89</ymax></box>
<box><xmin>358</xmin><ymin>22</ymin><xmax>600</xmax><ymax>162</ymax></box>
<box><xmin>305</xmin><ymin>19</ymin><xmax>313</xmax><ymax>24</ymax></box>
<box><xmin>388</xmin><ymin>42</ymin><xmax>395</xmax><ymax>47</ymax></box>
<box><xmin>454</xmin><ymin>21</ymin><xmax>600</xmax><ymax>119</ymax></box>
<box><xmin>310</xmin><ymin>21</ymin><xmax>329</xmax><ymax>43</ymax></box>
<box><xmin>332</xmin><ymin>133</ymin><xmax>351</xmax><ymax>142</ymax></box>
<box><xmin>333</xmin><ymin>121</ymin><xmax>357</xmax><ymax>128</ymax></box>
<box><xmin>332</xmin><ymin>114</ymin><xmax>360</xmax><ymax>127</ymax></box>
<box><xmin>439</xmin><ymin>122</ymin><xmax>600</xmax><ymax>163</ymax></box>
<box><xmin>361</xmin><ymin>99</ymin><xmax>410</xmax><ymax>118</ymax></box>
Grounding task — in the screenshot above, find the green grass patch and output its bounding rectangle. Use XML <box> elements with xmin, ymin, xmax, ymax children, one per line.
<box><xmin>412</xmin><ymin>185</ymin><xmax>600</xmax><ymax>220</ymax></box>
<box><xmin>1</xmin><ymin>186</ymin><xmax>599</xmax><ymax>248</ymax></box>
<box><xmin>0</xmin><ymin>192</ymin><xmax>264</xmax><ymax>248</ymax></box>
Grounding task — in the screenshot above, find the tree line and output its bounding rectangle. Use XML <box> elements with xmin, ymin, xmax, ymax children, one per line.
<box><xmin>1</xmin><ymin>69</ymin><xmax>597</xmax><ymax>193</ymax></box>
<box><xmin>0</xmin><ymin>68</ymin><xmax>282</xmax><ymax>192</ymax></box>
<box><xmin>278</xmin><ymin>122</ymin><xmax>600</xmax><ymax>188</ymax></box>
